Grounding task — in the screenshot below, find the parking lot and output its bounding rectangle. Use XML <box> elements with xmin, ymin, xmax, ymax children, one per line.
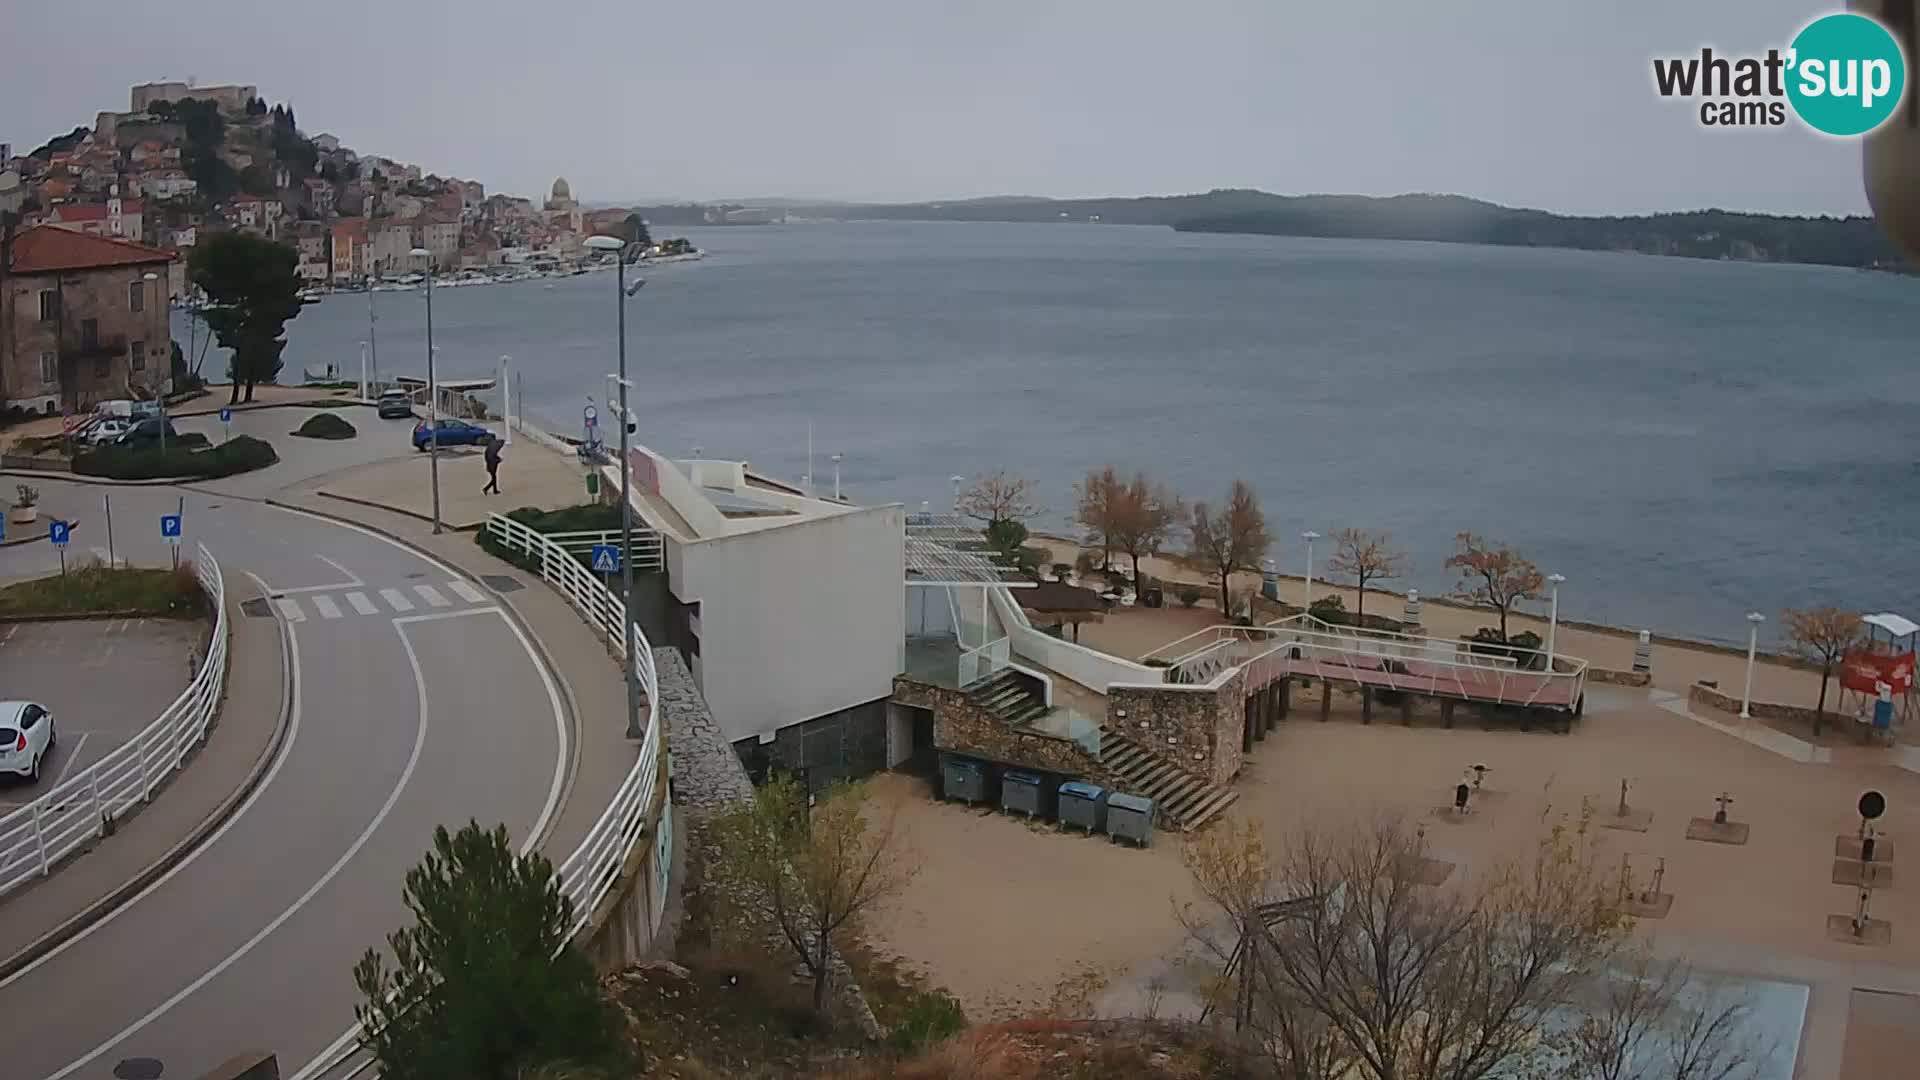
<box><xmin>0</xmin><ymin>618</ymin><xmax>207</xmax><ymax>808</ymax></box>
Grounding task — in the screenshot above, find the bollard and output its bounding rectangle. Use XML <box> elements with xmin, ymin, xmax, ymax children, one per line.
<box><xmin>1632</xmin><ymin>630</ymin><xmax>1652</xmax><ymax>674</ymax></box>
<box><xmin>1403</xmin><ymin>589</ymin><xmax>1422</xmax><ymax>629</ymax></box>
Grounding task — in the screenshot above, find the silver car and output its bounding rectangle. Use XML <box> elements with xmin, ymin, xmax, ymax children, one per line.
<box><xmin>376</xmin><ymin>391</ymin><xmax>415</xmax><ymax>420</ymax></box>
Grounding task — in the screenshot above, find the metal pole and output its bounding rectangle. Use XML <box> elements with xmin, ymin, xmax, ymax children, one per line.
<box><xmin>1301</xmin><ymin>531</ymin><xmax>1318</xmax><ymax>610</ymax></box>
<box><xmin>103</xmin><ymin>493</ymin><xmax>113</xmax><ymax>567</ymax></box>
<box><xmin>1741</xmin><ymin>614</ymin><xmax>1762</xmax><ymax>719</ymax></box>
<box><xmin>1546</xmin><ymin>573</ymin><xmax>1564</xmax><ymax>668</ymax></box>
<box><xmin>367</xmin><ymin>283</ymin><xmax>378</xmax><ymax>387</ymax></box>
<box><xmin>500</xmin><ymin>354</ymin><xmax>512</xmax><ymax>445</ymax></box>
<box><xmin>360</xmin><ymin>340</ymin><xmax>368</xmax><ymax>402</ymax></box>
<box><xmin>618</xmin><ymin>256</ymin><xmax>641</xmax><ymax>740</ymax></box>
<box><xmin>425</xmin><ymin>266</ymin><xmax>441</xmax><ymax>534</ymax></box>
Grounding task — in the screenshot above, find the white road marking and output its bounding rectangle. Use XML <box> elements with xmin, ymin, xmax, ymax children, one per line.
<box><xmin>446</xmin><ymin>579</ymin><xmax>487</xmax><ymax>604</ymax></box>
<box><xmin>0</xmin><ymin>569</ymin><xmax>304</xmax><ymax>989</ymax></box>
<box><xmin>413</xmin><ymin>584</ymin><xmax>451</xmax><ymax>608</ymax></box>
<box><xmin>274</xmin><ymin>598</ymin><xmax>305</xmax><ymax>622</ymax></box>
<box><xmin>378</xmin><ymin>588</ymin><xmax>414</xmax><ymax>612</ymax></box>
<box><xmin>310</xmin><ymin>595</ymin><xmax>342</xmax><ymax>620</ymax></box>
<box><xmin>314</xmin><ymin>553</ymin><xmax>362</xmax><ymax>586</ymax></box>
<box><xmin>45</xmin><ymin>615</ymin><xmax>432</xmax><ymax>1080</ymax></box>
<box><xmin>345</xmin><ymin>591</ymin><xmax>379</xmax><ymax>616</ymax></box>
<box><xmin>47</xmin><ymin>732</ymin><xmax>90</xmax><ymax>789</ymax></box>
<box><xmin>296</xmin><ymin>605</ymin><xmax>567</xmax><ymax>1080</ymax></box>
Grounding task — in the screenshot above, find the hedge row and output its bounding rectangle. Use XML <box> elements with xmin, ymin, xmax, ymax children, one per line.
<box><xmin>74</xmin><ymin>435</ymin><xmax>279</xmax><ymax>481</ymax></box>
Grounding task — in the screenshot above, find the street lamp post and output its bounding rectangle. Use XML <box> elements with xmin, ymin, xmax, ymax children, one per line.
<box><xmin>144</xmin><ymin>271</ymin><xmax>168</xmax><ymax>455</ymax></box>
<box><xmin>585</xmin><ymin>234</ymin><xmax>647</xmax><ymax>740</ymax></box>
<box><xmin>1741</xmin><ymin>612</ymin><xmax>1766</xmax><ymax>719</ymax></box>
<box><xmin>950</xmin><ymin>475</ymin><xmax>965</xmax><ymax>514</ymax></box>
<box><xmin>1301</xmin><ymin>530</ymin><xmax>1320</xmax><ymax>612</ymax></box>
<box><xmin>1545</xmin><ymin>573</ymin><xmax>1566</xmax><ymax>669</ymax></box>
<box><xmin>499</xmin><ymin>354</ymin><xmax>512</xmax><ymax>445</ymax></box>
<box><xmin>359</xmin><ymin>340</ymin><xmax>369</xmax><ymax>403</ymax></box>
<box><xmin>411</xmin><ymin>248</ymin><xmax>441</xmax><ymax>534</ymax></box>
<box><xmin>831</xmin><ymin>452</ymin><xmax>843</xmax><ymax>501</ymax></box>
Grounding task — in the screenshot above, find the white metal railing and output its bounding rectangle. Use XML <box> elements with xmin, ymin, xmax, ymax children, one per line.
<box><xmin>540</xmin><ymin>528</ymin><xmax>664</xmax><ymax>573</ymax></box>
<box><xmin>0</xmin><ymin>544</ymin><xmax>228</xmax><ymax>899</ymax></box>
<box><xmin>482</xmin><ymin>512</ymin><xmax>664</xmax><ymax>940</ymax></box>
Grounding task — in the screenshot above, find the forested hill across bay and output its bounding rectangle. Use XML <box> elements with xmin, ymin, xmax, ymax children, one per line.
<box><xmin>783</xmin><ymin>190</ymin><xmax>1904</xmax><ymax>271</ymax></box>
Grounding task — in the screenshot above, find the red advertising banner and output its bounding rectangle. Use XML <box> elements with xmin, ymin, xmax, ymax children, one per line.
<box><xmin>1840</xmin><ymin>650</ymin><xmax>1916</xmax><ymax>696</ymax></box>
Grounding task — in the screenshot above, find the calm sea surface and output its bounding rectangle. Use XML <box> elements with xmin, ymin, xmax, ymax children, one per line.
<box><xmin>231</xmin><ymin>221</ymin><xmax>1920</xmax><ymax>646</ymax></box>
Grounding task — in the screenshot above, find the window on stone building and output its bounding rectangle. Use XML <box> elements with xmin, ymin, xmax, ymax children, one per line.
<box><xmin>39</xmin><ymin>353</ymin><xmax>56</xmax><ymax>386</ymax></box>
<box><xmin>80</xmin><ymin>319</ymin><xmax>98</xmax><ymax>350</ymax></box>
<box><xmin>130</xmin><ymin>340</ymin><xmax>145</xmax><ymax>371</ymax></box>
<box><xmin>38</xmin><ymin>290</ymin><xmax>58</xmax><ymax>322</ymax></box>
<box><xmin>129</xmin><ymin>280</ymin><xmax>144</xmax><ymax>312</ymax></box>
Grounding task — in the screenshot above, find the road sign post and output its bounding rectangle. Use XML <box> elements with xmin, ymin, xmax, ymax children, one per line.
<box><xmin>590</xmin><ymin>542</ymin><xmax>621</xmax><ymax>601</ymax></box>
<box><xmin>161</xmin><ymin>513</ymin><xmax>183</xmax><ymax>569</ymax></box>
<box><xmin>220</xmin><ymin>406</ymin><xmax>232</xmax><ymax>443</ymax></box>
<box><xmin>49</xmin><ymin>519</ymin><xmax>70</xmax><ymax>575</ymax></box>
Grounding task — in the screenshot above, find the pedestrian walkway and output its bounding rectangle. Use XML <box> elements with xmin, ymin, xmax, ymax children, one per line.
<box><xmin>265</xmin><ymin>579</ymin><xmax>488</xmax><ymax>622</ymax></box>
<box><xmin>312</xmin><ymin>435</ymin><xmax>588</xmax><ymax>531</ymax></box>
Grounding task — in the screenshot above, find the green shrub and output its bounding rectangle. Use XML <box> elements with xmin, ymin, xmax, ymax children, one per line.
<box><xmin>887</xmin><ymin>990</ymin><xmax>967</xmax><ymax>1054</ymax></box>
<box><xmin>74</xmin><ymin>434</ymin><xmax>278</xmax><ymax>481</ymax></box>
<box><xmin>1309</xmin><ymin>594</ymin><xmax>1349</xmax><ymax>625</ymax></box>
<box><xmin>292</xmin><ymin>412</ymin><xmax>358</xmax><ymax>439</ymax></box>
<box><xmin>1178</xmin><ymin>586</ymin><xmax>1202</xmax><ymax>608</ymax></box>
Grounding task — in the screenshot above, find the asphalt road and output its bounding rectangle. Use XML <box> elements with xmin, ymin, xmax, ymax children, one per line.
<box><xmin>0</xmin><ymin>480</ymin><xmax>567</xmax><ymax>1080</ymax></box>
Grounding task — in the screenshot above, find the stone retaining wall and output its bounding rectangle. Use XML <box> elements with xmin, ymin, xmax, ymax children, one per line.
<box><xmin>1108</xmin><ymin>667</ymin><xmax>1249</xmax><ymax>787</ymax></box>
<box><xmin>664</xmin><ymin>650</ymin><xmax>882</xmax><ymax>1039</ymax></box>
<box><xmin>1589</xmin><ymin>667</ymin><xmax>1652</xmax><ymax>688</ymax></box>
<box><xmin>1688</xmin><ymin>680</ymin><xmax>1829</xmax><ymax>728</ymax></box>
<box><xmin>893</xmin><ymin>676</ymin><xmax>1122</xmax><ymax>788</ymax></box>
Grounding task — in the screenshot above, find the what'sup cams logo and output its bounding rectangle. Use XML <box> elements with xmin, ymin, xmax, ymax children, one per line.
<box><xmin>1653</xmin><ymin>11</ymin><xmax>1908</xmax><ymax>135</ymax></box>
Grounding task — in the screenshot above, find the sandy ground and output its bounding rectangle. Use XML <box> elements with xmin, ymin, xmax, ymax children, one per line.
<box><xmin>1036</xmin><ymin>539</ymin><xmax>1861</xmax><ymax>723</ymax></box>
<box><xmin>864</xmin><ymin>686</ymin><xmax>1920</xmax><ymax>1075</ymax></box>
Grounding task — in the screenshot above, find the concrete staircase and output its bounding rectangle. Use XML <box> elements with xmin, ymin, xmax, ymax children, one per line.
<box><xmin>966</xmin><ymin>669</ymin><xmax>1052</xmax><ymax>728</ymax></box>
<box><xmin>1099</xmin><ymin>731</ymin><xmax>1240</xmax><ymax>831</ymax></box>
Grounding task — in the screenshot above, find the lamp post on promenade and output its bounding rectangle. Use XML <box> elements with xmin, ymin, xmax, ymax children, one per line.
<box><xmin>1741</xmin><ymin>611</ymin><xmax>1766</xmax><ymax>719</ymax></box>
<box><xmin>410</xmin><ymin>247</ymin><xmax>441</xmax><ymax>533</ymax></box>
<box><xmin>585</xmin><ymin>233</ymin><xmax>647</xmax><ymax>740</ymax></box>
<box><xmin>1301</xmin><ymin>530</ymin><xmax>1320</xmax><ymax>612</ymax></box>
<box><xmin>1545</xmin><ymin>573</ymin><xmax>1566</xmax><ymax>668</ymax></box>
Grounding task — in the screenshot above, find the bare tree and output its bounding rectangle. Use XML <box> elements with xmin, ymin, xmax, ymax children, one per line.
<box><xmin>1075</xmin><ymin>466</ymin><xmax>1122</xmax><ymax>571</ymax></box>
<box><xmin>1110</xmin><ymin>472</ymin><xmax>1183</xmax><ymax>595</ymax></box>
<box><xmin>711</xmin><ymin>776</ymin><xmax>919</xmax><ymax>1014</ymax></box>
<box><xmin>1181</xmin><ymin>811</ymin><xmax>1642</xmax><ymax>1080</ymax></box>
<box><xmin>957</xmin><ymin>470</ymin><xmax>1038</xmax><ymax>527</ymax></box>
<box><xmin>1445</xmin><ymin>532</ymin><xmax>1545</xmax><ymax>641</ymax></box>
<box><xmin>1326</xmin><ymin>528</ymin><xmax>1406</xmax><ymax>629</ymax></box>
<box><xmin>1571</xmin><ymin>945</ymin><xmax>1760</xmax><ymax>1080</ymax></box>
<box><xmin>1781</xmin><ymin>606</ymin><xmax>1865</xmax><ymax>736</ymax></box>
<box><xmin>1190</xmin><ymin>480</ymin><xmax>1270</xmax><ymax>616</ymax></box>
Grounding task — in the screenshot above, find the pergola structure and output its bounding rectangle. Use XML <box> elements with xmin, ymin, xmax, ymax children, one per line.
<box><xmin>904</xmin><ymin>513</ymin><xmax>1032</xmax><ymax>688</ymax></box>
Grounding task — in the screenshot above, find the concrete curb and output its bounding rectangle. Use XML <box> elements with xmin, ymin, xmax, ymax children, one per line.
<box><xmin>0</xmin><ymin>577</ymin><xmax>293</xmax><ymax>982</ymax></box>
<box><xmin>262</xmin><ymin>494</ymin><xmax>583</xmax><ymax>852</ymax></box>
<box><xmin>309</xmin><ymin>489</ymin><xmax>484</xmax><ymax>533</ymax></box>
<box><xmin>0</xmin><ymin>468</ymin><xmax>184</xmax><ymax>487</ymax></box>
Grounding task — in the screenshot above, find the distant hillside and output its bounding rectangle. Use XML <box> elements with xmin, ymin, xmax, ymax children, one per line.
<box><xmin>788</xmin><ymin>189</ymin><xmax>1906</xmax><ymax>271</ymax></box>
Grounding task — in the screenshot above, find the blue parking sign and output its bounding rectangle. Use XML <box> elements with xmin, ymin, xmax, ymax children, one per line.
<box><xmin>219</xmin><ymin>407</ymin><xmax>233</xmax><ymax>423</ymax></box>
<box><xmin>161</xmin><ymin>514</ymin><xmax>183</xmax><ymax>544</ymax></box>
<box><xmin>48</xmin><ymin>520</ymin><xmax>70</xmax><ymax>547</ymax></box>
<box><xmin>590</xmin><ymin>544</ymin><xmax>620</xmax><ymax>573</ymax></box>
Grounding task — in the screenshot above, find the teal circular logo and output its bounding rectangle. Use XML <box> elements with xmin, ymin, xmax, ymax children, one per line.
<box><xmin>1787</xmin><ymin>13</ymin><xmax>1907</xmax><ymax>136</ymax></box>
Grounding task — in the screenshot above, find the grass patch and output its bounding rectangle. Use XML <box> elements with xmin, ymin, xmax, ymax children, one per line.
<box><xmin>292</xmin><ymin>412</ymin><xmax>358</xmax><ymax>440</ymax></box>
<box><xmin>474</xmin><ymin>502</ymin><xmax>629</xmax><ymax>574</ymax></box>
<box><xmin>74</xmin><ymin>435</ymin><xmax>278</xmax><ymax>481</ymax></box>
<box><xmin>0</xmin><ymin>562</ymin><xmax>205</xmax><ymax>618</ymax></box>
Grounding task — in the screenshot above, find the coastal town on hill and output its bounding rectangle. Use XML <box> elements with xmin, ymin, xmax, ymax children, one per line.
<box><xmin>0</xmin><ymin>80</ymin><xmax>701</xmax><ymax>301</ymax></box>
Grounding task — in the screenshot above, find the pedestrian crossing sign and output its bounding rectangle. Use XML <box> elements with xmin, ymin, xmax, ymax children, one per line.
<box><xmin>590</xmin><ymin>544</ymin><xmax>620</xmax><ymax>573</ymax></box>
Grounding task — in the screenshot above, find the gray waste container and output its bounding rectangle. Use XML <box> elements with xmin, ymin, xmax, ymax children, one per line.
<box><xmin>1001</xmin><ymin>770</ymin><xmax>1045</xmax><ymax>818</ymax></box>
<box><xmin>942</xmin><ymin>756</ymin><xmax>987</xmax><ymax>806</ymax></box>
<box><xmin>1058</xmin><ymin>781</ymin><xmax>1107</xmax><ymax>834</ymax></box>
<box><xmin>1106</xmin><ymin>792</ymin><xmax>1155</xmax><ymax>847</ymax></box>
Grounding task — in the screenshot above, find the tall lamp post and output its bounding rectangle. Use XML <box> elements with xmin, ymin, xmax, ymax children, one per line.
<box><xmin>585</xmin><ymin>234</ymin><xmax>647</xmax><ymax>740</ymax></box>
<box><xmin>499</xmin><ymin>354</ymin><xmax>513</xmax><ymax>445</ymax></box>
<box><xmin>1545</xmin><ymin>573</ymin><xmax>1566</xmax><ymax>669</ymax></box>
<box><xmin>1741</xmin><ymin>611</ymin><xmax>1765</xmax><ymax>719</ymax></box>
<box><xmin>143</xmin><ymin>271</ymin><xmax>168</xmax><ymax>454</ymax></box>
<box><xmin>1301</xmin><ymin>530</ymin><xmax>1320</xmax><ymax>612</ymax></box>
<box><xmin>410</xmin><ymin>248</ymin><xmax>441</xmax><ymax>533</ymax></box>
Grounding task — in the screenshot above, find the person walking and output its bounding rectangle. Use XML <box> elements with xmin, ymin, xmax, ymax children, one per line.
<box><xmin>483</xmin><ymin>434</ymin><xmax>503</xmax><ymax>495</ymax></box>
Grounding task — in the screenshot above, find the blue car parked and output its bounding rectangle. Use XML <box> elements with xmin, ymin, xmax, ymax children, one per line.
<box><xmin>412</xmin><ymin>418</ymin><xmax>492</xmax><ymax>451</ymax></box>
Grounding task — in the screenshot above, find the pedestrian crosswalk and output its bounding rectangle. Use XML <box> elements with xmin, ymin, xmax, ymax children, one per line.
<box><xmin>270</xmin><ymin>580</ymin><xmax>493</xmax><ymax>623</ymax></box>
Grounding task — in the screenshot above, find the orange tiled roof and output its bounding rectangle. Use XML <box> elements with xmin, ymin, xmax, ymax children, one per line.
<box><xmin>7</xmin><ymin>225</ymin><xmax>174</xmax><ymax>274</ymax></box>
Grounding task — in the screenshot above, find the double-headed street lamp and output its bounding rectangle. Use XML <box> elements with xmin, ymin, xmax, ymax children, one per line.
<box><xmin>584</xmin><ymin>234</ymin><xmax>648</xmax><ymax>740</ymax></box>
<box><xmin>411</xmin><ymin>248</ymin><xmax>442</xmax><ymax>533</ymax></box>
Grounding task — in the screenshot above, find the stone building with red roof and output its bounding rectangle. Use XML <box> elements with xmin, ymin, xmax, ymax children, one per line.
<box><xmin>0</xmin><ymin>225</ymin><xmax>174</xmax><ymax>412</ymax></box>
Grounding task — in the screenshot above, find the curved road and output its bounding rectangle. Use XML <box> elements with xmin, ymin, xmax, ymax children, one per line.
<box><xmin>0</xmin><ymin>482</ymin><xmax>569</xmax><ymax>1080</ymax></box>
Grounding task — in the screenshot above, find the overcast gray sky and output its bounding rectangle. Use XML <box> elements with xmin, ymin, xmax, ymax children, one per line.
<box><xmin>4</xmin><ymin>0</ymin><xmax>1872</xmax><ymax>215</ymax></box>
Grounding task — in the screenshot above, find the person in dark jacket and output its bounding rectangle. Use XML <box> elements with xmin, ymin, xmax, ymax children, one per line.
<box><xmin>483</xmin><ymin>435</ymin><xmax>503</xmax><ymax>494</ymax></box>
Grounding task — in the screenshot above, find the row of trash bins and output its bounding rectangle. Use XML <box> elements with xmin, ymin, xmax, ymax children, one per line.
<box><xmin>941</xmin><ymin>754</ymin><xmax>1155</xmax><ymax>847</ymax></box>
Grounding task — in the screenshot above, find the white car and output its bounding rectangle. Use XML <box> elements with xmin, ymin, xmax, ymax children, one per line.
<box><xmin>0</xmin><ymin>702</ymin><xmax>55</xmax><ymax>784</ymax></box>
<box><xmin>87</xmin><ymin>418</ymin><xmax>131</xmax><ymax>445</ymax></box>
